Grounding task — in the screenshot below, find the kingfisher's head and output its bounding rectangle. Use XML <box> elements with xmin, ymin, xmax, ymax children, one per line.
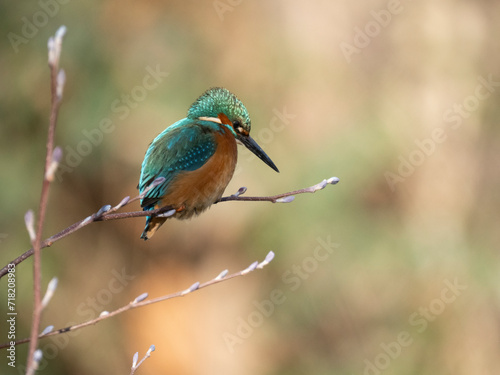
<box><xmin>188</xmin><ymin>87</ymin><xmax>279</xmax><ymax>172</ymax></box>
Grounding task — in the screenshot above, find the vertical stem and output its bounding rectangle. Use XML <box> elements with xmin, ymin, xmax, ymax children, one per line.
<box><xmin>25</xmin><ymin>51</ymin><xmax>62</xmax><ymax>375</ymax></box>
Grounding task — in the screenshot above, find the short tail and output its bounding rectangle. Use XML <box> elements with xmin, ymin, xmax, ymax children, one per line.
<box><xmin>140</xmin><ymin>216</ymin><xmax>167</xmax><ymax>240</ymax></box>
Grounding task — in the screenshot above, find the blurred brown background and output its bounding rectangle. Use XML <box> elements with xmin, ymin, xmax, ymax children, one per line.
<box><xmin>1</xmin><ymin>0</ymin><xmax>500</xmax><ymax>374</ymax></box>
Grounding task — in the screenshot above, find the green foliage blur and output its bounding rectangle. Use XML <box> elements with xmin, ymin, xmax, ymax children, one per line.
<box><xmin>1</xmin><ymin>1</ymin><xmax>500</xmax><ymax>374</ymax></box>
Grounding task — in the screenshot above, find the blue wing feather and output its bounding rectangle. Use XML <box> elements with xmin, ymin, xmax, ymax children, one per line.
<box><xmin>139</xmin><ymin>119</ymin><xmax>218</xmax><ymax>209</ymax></box>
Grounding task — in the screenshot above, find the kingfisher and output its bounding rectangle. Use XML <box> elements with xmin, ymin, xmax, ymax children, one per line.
<box><xmin>138</xmin><ymin>87</ymin><xmax>279</xmax><ymax>240</ymax></box>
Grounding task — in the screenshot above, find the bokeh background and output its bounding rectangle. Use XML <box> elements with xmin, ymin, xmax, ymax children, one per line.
<box><xmin>1</xmin><ymin>0</ymin><xmax>500</xmax><ymax>374</ymax></box>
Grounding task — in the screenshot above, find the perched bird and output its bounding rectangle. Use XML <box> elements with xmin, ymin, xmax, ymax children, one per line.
<box><xmin>138</xmin><ymin>87</ymin><xmax>279</xmax><ymax>240</ymax></box>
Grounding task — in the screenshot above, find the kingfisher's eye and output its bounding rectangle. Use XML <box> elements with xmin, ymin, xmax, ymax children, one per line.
<box><xmin>232</xmin><ymin>120</ymin><xmax>245</xmax><ymax>134</ymax></box>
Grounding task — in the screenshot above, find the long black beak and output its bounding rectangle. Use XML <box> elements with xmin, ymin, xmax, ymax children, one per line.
<box><xmin>238</xmin><ymin>135</ymin><xmax>279</xmax><ymax>172</ymax></box>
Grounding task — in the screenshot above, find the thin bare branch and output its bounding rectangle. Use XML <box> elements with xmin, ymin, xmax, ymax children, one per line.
<box><xmin>26</xmin><ymin>25</ymin><xmax>66</xmax><ymax>375</ymax></box>
<box><xmin>0</xmin><ymin>177</ymin><xmax>339</xmax><ymax>279</ymax></box>
<box><xmin>217</xmin><ymin>176</ymin><xmax>340</xmax><ymax>203</ymax></box>
<box><xmin>130</xmin><ymin>345</ymin><xmax>155</xmax><ymax>375</ymax></box>
<box><xmin>0</xmin><ymin>252</ymin><xmax>275</xmax><ymax>349</ymax></box>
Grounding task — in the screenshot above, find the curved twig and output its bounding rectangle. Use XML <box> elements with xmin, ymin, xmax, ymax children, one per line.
<box><xmin>0</xmin><ymin>252</ymin><xmax>275</xmax><ymax>349</ymax></box>
<box><xmin>217</xmin><ymin>177</ymin><xmax>339</xmax><ymax>203</ymax></box>
<box><xmin>0</xmin><ymin>177</ymin><xmax>338</xmax><ymax>279</ymax></box>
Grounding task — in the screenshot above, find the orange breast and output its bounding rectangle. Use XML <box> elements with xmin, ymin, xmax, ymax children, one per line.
<box><xmin>160</xmin><ymin>126</ymin><xmax>238</xmax><ymax>219</ymax></box>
